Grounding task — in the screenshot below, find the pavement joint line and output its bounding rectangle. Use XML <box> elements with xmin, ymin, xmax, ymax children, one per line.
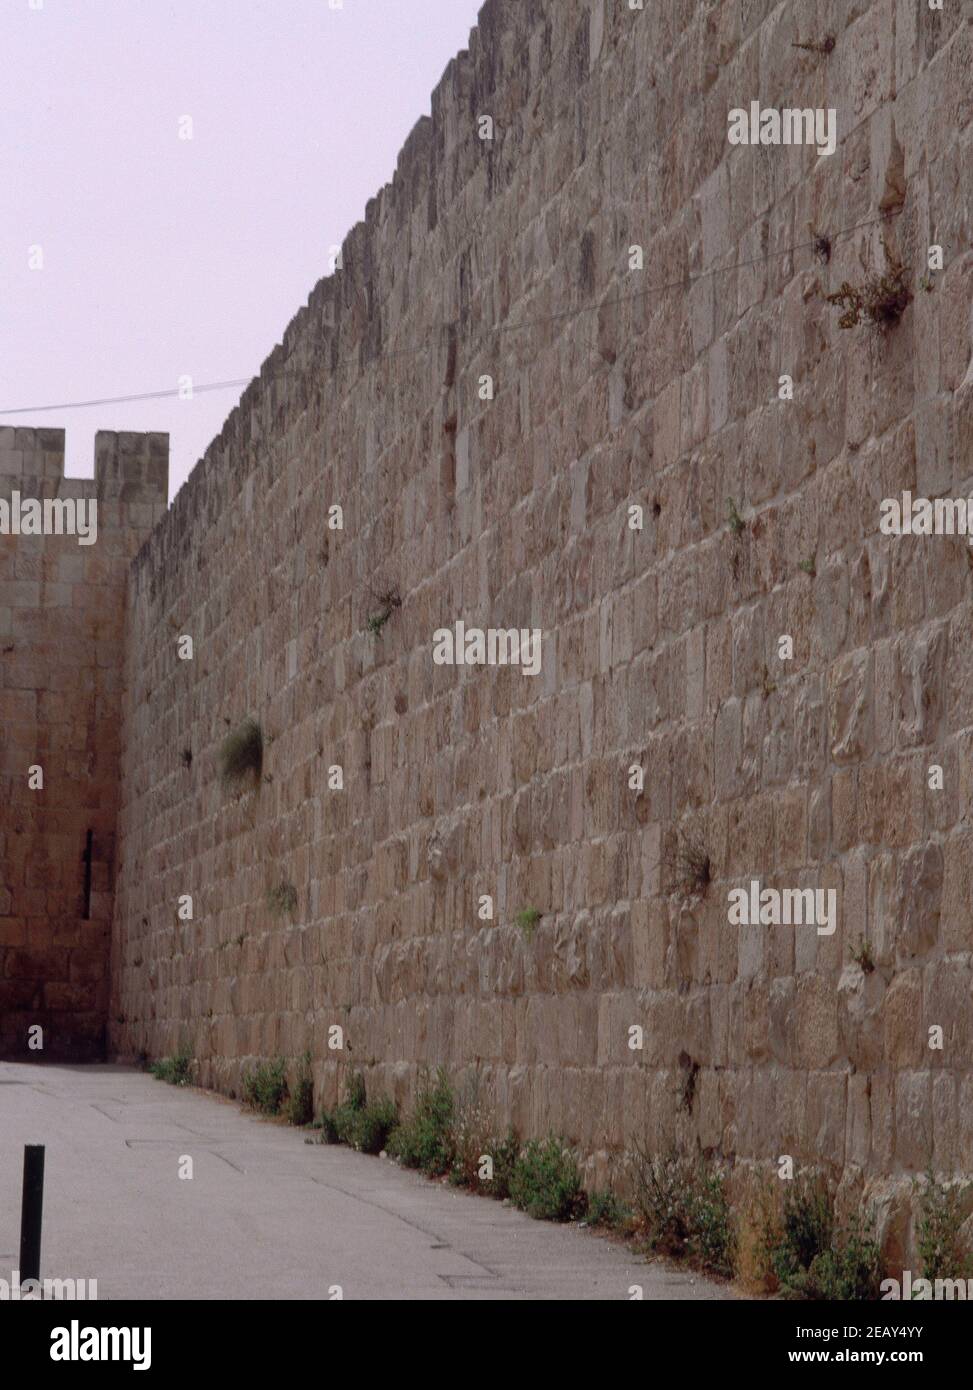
<box><xmin>1</xmin><ymin>1064</ymin><xmax>738</xmax><ymax>1299</ymax></box>
<box><xmin>304</xmin><ymin>1172</ymin><xmax>503</xmax><ymax>1275</ymax></box>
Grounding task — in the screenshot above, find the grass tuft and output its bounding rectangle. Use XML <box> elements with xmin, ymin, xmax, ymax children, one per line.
<box><xmin>366</xmin><ymin>585</ymin><xmax>402</xmax><ymax>636</ymax></box>
<box><xmin>667</xmin><ymin>827</ymin><xmax>712</xmax><ymax>900</ymax></box>
<box><xmin>515</xmin><ymin>907</ymin><xmax>542</xmax><ymax>939</ymax></box>
<box><xmin>726</xmin><ymin>497</ymin><xmax>746</xmax><ymax>536</ymax></box>
<box><xmin>242</xmin><ymin>1056</ymin><xmax>288</xmax><ymax>1115</ymax></box>
<box><xmin>150</xmin><ymin>1045</ymin><xmax>193</xmax><ymax>1086</ymax></box>
<box><xmin>320</xmin><ymin>1072</ymin><xmax>398</xmax><ymax>1154</ymax></box>
<box><xmin>769</xmin><ymin>1178</ymin><xmax>883</xmax><ymax>1300</ymax></box>
<box><xmin>586</xmin><ymin>1189</ymin><xmax>634</xmax><ymax>1230</ymax></box>
<box><xmin>286</xmin><ymin>1051</ymin><xmax>314</xmax><ymax>1126</ymax></box>
<box><xmin>387</xmin><ymin>1067</ymin><xmax>455</xmax><ymax>1176</ymax></box>
<box><xmin>266</xmin><ymin>881</ymin><xmax>298</xmax><ymax>917</ymax></box>
<box><xmin>509</xmin><ymin>1136</ymin><xmax>587</xmax><ymax>1222</ymax></box>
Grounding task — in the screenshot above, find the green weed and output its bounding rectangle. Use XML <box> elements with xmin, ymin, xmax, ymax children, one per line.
<box><xmin>242</xmin><ymin>1056</ymin><xmax>288</xmax><ymax>1115</ymax></box>
<box><xmin>509</xmin><ymin>1136</ymin><xmax>587</xmax><ymax>1222</ymax></box>
<box><xmin>387</xmin><ymin>1067</ymin><xmax>455</xmax><ymax>1176</ymax></box>
<box><xmin>149</xmin><ymin>1045</ymin><xmax>193</xmax><ymax>1087</ymax></box>
<box><xmin>630</xmin><ymin>1146</ymin><xmax>734</xmax><ymax>1278</ymax></box>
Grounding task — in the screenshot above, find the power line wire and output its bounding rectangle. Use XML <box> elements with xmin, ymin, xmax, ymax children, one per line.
<box><xmin>0</xmin><ymin>210</ymin><xmax>901</xmax><ymax>417</ymax></box>
<box><xmin>0</xmin><ymin>378</ymin><xmax>255</xmax><ymax>416</ymax></box>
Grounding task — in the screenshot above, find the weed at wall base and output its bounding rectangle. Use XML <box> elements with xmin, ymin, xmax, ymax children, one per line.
<box><xmin>758</xmin><ymin>1175</ymin><xmax>884</xmax><ymax>1300</ymax></box>
<box><xmin>285</xmin><ymin>1051</ymin><xmax>314</xmax><ymax>1126</ymax></box>
<box><xmin>351</xmin><ymin>1098</ymin><xmax>398</xmax><ymax>1154</ymax></box>
<box><xmin>319</xmin><ymin>1071</ymin><xmax>398</xmax><ymax>1154</ymax></box>
<box><xmin>509</xmin><ymin>1136</ymin><xmax>587</xmax><ymax>1222</ymax></box>
<box><xmin>915</xmin><ymin>1173</ymin><xmax>973</xmax><ymax>1282</ymax></box>
<box><xmin>630</xmin><ymin>1145</ymin><xmax>734</xmax><ymax>1278</ymax></box>
<box><xmin>149</xmin><ymin>1045</ymin><xmax>193</xmax><ymax>1086</ymax></box>
<box><xmin>242</xmin><ymin>1056</ymin><xmax>288</xmax><ymax>1115</ymax></box>
<box><xmin>447</xmin><ymin>1074</ymin><xmax>522</xmax><ymax>1199</ymax></box>
<box><xmin>386</xmin><ymin>1067</ymin><xmax>455</xmax><ymax>1175</ymax></box>
<box><xmin>316</xmin><ymin>1110</ymin><xmax>340</xmax><ymax>1145</ymax></box>
<box><xmin>478</xmin><ymin>1130</ymin><xmax>520</xmax><ymax>1201</ymax></box>
<box><xmin>584</xmin><ymin>1190</ymin><xmax>633</xmax><ymax>1231</ymax></box>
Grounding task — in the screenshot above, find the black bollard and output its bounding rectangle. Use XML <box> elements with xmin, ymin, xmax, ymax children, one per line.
<box><xmin>19</xmin><ymin>1144</ymin><xmax>45</xmax><ymax>1285</ymax></box>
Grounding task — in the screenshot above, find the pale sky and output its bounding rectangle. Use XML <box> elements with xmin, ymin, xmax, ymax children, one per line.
<box><xmin>0</xmin><ymin>0</ymin><xmax>485</xmax><ymax>499</ymax></box>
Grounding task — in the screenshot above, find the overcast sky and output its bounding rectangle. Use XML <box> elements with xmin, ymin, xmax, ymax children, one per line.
<box><xmin>0</xmin><ymin>0</ymin><xmax>485</xmax><ymax>499</ymax></box>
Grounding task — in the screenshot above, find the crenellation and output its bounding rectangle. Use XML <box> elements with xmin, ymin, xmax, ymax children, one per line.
<box><xmin>0</xmin><ymin>426</ymin><xmax>65</xmax><ymax>479</ymax></box>
<box><xmin>94</xmin><ymin>430</ymin><xmax>169</xmax><ymax>504</ymax></box>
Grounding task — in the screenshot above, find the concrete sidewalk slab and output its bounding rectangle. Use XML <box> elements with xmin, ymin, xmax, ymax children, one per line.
<box><xmin>0</xmin><ymin>1061</ymin><xmax>738</xmax><ymax>1301</ymax></box>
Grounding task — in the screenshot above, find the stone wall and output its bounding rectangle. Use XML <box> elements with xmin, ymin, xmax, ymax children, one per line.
<box><xmin>1</xmin><ymin>429</ymin><xmax>168</xmax><ymax>1059</ymax></box>
<box><xmin>109</xmin><ymin>0</ymin><xmax>973</xmax><ymax>1223</ymax></box>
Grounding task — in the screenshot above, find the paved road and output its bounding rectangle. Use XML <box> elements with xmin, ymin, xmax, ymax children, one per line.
<box><xmin>0</xmin><ymin>1060</ymin><xmax>736</xmax><ymax>1300</ymax></box>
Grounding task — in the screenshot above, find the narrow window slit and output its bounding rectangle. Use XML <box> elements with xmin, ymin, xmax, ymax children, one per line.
<box><xmin>82</xmin><ymin>829</ymin><xmax>93</xmax><ymax>920</ymax></box>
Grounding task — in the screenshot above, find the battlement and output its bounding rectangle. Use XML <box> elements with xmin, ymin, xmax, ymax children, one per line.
<box><xmin>0</xmin><ymin>426</ymin><xmax>168</xmax><ymax>504</ymax></box>
<box><xmin>0</xmin><ymin>426</ymin><xmax>65</xmax><ymax>479</ymax></box>
<box><xmin>94</xmin><ymin>431</ymin><xmax>169</xmax><ymax>503</ymax></box>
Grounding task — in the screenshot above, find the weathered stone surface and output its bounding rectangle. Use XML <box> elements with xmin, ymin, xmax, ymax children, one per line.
<box><xmin>2</xmin><ymin>4</ymin><xmax>969</xmax><ymax>1254</ymax></box>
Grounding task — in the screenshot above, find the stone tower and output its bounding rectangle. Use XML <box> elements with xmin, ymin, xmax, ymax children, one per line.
<box><xmin>0</xmin><ymin>428</ymin><xmax>167</xmax><ymax>1060</ymax></box>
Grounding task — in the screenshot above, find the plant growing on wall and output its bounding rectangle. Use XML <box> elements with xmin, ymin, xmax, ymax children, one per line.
<box><xmin>667</xmin><ymin>827</ymin><xmax>712</xmax><ymax>901</ymax></box>
<box><xmin>266</xmin><ymin>881</ymin><xmax>298</xmax><ymax>917</ymax></box>
<box><xmin>678</xmin><ymin>1053</ymin><xmax>701</xmax><ymax>1113</ymax></box>
<box><xmin>826</xmin><ymin>246</ymin><xmax>912</xmax><ymax>330</ymax></box>
<box><xmin>809</xmin><ymin>226</ymin><xmax>832</xmax><ymax>264</ymax></box>
<box><xmin>725</xmin><ymin>498</ymin><xmax>750</xmax><ymax>582</ymax></box>
<box><xmin>219</xmin><ymin>718</ymin><xmax>263</xmax><ymax>789</ymax></box>
<box><xmin>515</xmin><ymin>907</ymin><xmax>542</xmax><ymax>939</ymax></box>
<box><xmin>792</xmin><ymin>35</ymin><xmax>835</xmax><ymax>55</ymax></box>
<box><xmin>366</xmin><ymin>583</ymin><xmax>402</xmax><ymax>635</ymax></box>
<box><xmin>850</xmin><ymin>936</ymin><xmax>875</xmax><ymax>974</ymax></box>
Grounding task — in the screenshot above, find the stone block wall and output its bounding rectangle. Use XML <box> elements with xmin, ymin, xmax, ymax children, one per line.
<box><xmin>108</xmin><ymin>0</ymin><xmax>972</xmax><ymax>1218</ymax></box>
<box><xmin>1</xmin><ymin>428</ymin><xmax>168</xmax><ymax>1059</ymax></box>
